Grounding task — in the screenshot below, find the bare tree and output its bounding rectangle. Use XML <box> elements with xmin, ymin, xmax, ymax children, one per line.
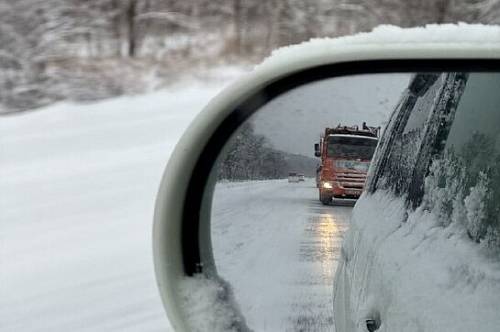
<box><xmin>2</xmin><ymin>0</ymin><xmax>500</xmax><ymax>113</ymax></box>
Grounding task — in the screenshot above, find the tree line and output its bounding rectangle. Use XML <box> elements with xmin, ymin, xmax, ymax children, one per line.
<box><xmin>1</xmin><ymin>0</ymin><xmax>498</xmax><ymax>112</ymax></box>
<box><xmin>217</xmin><ymin>123</ymin><xmax>316</xmax><ymax>181</ymax></box>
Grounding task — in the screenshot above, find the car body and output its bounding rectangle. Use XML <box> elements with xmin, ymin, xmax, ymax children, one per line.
<box><xmin>333</xmin><ymin>72</ymin><xmax>500</xmax><ymax>331</ymax></box>
<box><xmin>288</xmin><ymin>172</ymin><xmax>300</xmax><ymax>183</ymax></box>
<box><xmin>298</xmin><ymin>173</ymin><xmax>305</xmax><ymax>181</ymax></box>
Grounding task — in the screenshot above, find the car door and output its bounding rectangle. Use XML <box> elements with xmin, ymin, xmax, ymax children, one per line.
<box><xmin>333</xmin><ymin>72</ymin><xmax>467</xmax><ymax>331</ymax></box>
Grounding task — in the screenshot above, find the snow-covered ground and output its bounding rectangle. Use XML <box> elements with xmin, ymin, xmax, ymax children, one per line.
<box><xmin>212</xmin><ymin>180</ymin><xmax>350</xmax><ymax>331</ymax></box>
<box><xmin>0</xmin><ymin>68</ymin><xmax>244</xmax><ymax>331</ymax></box>
<box><xmin>1</xmin><ymin>65</ymin><xmax>353</xmax><ymax>332</ymax></box>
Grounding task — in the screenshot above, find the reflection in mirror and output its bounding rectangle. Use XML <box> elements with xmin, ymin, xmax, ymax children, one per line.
<box><xmin>209</xmin><ymin>74</ymin><xmax>410</xmax><ymax>331</ymax></box>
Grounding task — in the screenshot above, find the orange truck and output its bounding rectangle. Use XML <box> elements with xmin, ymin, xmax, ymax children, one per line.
<box><xmin>314</xmin><ymin>123</ymin><xmax>379</xmax><ymax>205</ymax></box>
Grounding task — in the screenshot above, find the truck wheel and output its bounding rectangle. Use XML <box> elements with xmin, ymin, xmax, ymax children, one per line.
<box><xmin>320</xmin><ymin>193</ymin><xmax>331</xmax><ymax>205</ymax></box>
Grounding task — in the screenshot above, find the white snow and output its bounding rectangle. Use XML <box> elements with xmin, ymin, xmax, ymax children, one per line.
<box><xmin>211</xmin><ymin>180</ymin><xmax>351</xmax><ymax>331</ymax></box>
<box><xmin>178</xmin><ymin>275</ymin><xmax>245</xmax><ymax>332</ymax></box>
<box><xmin>330</xmin><ymin>134</ymin><xmax>378</xmax><ymax>140</ymax></box>
<box><xmin>0</xmin><ymin>68</ymin><xmax>245</xmax><ymax>331</ymax></box>
<box><xmin>464</xmin><ymin>172</ymin><xmax>489</xmax><ymax>240</ymax></box>
<box><xmin>259</xmin><ymin>23</ymin><xmax>500</xmax><ymax>70</ymax></box>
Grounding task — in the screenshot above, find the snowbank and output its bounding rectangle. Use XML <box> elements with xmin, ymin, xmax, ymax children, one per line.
<box><xmin>0</xmin><ymin>67</ymin><xmax>245</xmax><ymax>331</ymax></box>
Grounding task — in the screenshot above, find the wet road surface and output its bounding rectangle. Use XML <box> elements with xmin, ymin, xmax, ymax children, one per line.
<box><xmin>211</xmin><ymin>180</ymin><xmax>351</xmax><ymax>331</ymax></box>
<box><xmin>287</xmin><ymin>199</ymin><xmax>350</xmax><ymax>331</ymax></box>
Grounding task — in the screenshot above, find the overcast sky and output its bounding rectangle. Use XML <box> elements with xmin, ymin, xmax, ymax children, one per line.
<box><xmin>250</xmin><ymin>73</ymin><xmax>411</xmax><ymax>157</ymax></box>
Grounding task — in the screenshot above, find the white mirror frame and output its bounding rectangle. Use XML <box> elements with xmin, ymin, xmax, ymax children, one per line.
<box><xmin>153</xmin><ymin>25</ymin><xmax>500</xmax><ymax>331</ymax></box>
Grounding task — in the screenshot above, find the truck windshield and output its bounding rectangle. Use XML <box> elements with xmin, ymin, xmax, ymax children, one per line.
<box><xmin>327</xmin><ymin>136</ymin><xmax>377</xmax><ymax>160</ymax></box>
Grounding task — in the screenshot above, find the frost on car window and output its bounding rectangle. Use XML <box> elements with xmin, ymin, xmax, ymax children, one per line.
<box><xmin>423</xmin><ymin>73</ymin><xmax>500</xmax><ymax>248</ymax></box>
<box><xmin>378</xmin><ymin>73</ymin><xmax>444</xmax><ymax>195</ymax></box>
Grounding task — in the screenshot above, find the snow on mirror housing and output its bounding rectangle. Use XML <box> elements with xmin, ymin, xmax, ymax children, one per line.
<box><xmin>153</xmin><ymin>26</ymin><xmax>500</xmax><ymax>332</ymax></box>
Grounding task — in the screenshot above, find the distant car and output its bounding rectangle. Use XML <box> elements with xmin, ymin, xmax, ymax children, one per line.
<box><xmin>288</xmin><ymin>172</ymin><xmax>299</xmax><ymax>183</ymax></box>
<box><xmin>334</xmin><ymin>72</ymin><xmax>500</xmax><ymax>331</ymax></box>
<box><xmin>298</xmin><ymin>173</ymin><xmax>305</xmax><ymax>181</ymax></box>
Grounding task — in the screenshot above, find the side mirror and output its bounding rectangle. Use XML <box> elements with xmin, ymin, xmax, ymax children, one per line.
<box><xmin>314</xmin><ymin>143</ymin><xmax>321</xmax><ymax>157</ymax></box>
<box><xmin>153</xmin><ymin>26</ymin><xmax>500</xmax><ymax>331</ymax></box>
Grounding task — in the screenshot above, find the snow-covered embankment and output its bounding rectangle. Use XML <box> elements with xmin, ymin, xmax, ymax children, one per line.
<box><xmin>0</xmin><ymin>68</ymin><xmax>243</xmax><ymax>331</ymax></box>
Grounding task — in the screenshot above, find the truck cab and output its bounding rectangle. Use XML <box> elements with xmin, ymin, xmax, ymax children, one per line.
<box><xmin>315</xmin><ymin>124</ymin><xmax>379</xmax><ymax>205</ymax></box>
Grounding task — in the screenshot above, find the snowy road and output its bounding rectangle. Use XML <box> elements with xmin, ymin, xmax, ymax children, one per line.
<box><xmin>212</xmin><ymin>180</ymin><xmax>351</xmax><ymax>331</ymax></box>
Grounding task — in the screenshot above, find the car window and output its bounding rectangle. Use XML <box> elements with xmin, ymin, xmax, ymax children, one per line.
<box><xmin>423</xmin><ymin>73</ymin><xmax>500</xmax><ymax>243</ymax></box>
<box><xmin>375</xmin><ymin>73</ymin><xmax>445</xmax><ymax>196</ymax></box>
<box><xmin>370</xmin><ymin>72</ymin><xmax>500</xmax><ymax>245</ymax></box>
<box><xmin>367</xmin><ymin>91</ymin><xmax>411</xmax><ymax>192</ymax></box>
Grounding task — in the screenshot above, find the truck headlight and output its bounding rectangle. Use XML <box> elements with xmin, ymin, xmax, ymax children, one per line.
<box><xmin>322</xmin><ymin>181</ymin><xmax>333</xmax><ymax>189</ymax></box>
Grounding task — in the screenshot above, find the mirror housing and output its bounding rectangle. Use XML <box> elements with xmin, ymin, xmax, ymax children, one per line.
<box><xmin>314</xmin><ymin>143</ymin><xmax>321</xmax><ymax>157</ymax></box>
<box><xmin>153</xmin><ymin>25</ymin><xmax>500</xmax><ymax>331</ymax></box>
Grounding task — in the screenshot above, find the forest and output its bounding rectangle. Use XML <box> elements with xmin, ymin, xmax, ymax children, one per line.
<box><xmin>1</xmin><ymin>0</ymin><xmax>498</xmax><ymax>180</ymax></box>
<box><xmin>1</xmin><ymin>0</ymin><xmax>497</xmax><ymax>113</ymax></box>
<box><xmin>217</xmin><ymin>123</ymin><xmax>317</xmax><ymax>181</ymax></box>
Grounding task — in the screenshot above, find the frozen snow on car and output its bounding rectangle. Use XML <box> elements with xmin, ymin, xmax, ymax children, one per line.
<box><xmin>334</xmin><ymin>72</ymin><xmax>500</xmax><ymax>332</ymax></box>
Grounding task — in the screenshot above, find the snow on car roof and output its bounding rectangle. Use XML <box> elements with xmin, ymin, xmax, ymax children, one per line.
<box><xmin>328</xmin><ymin>134</ymin><xmax>379</xmax><ymax>140</ymax></box>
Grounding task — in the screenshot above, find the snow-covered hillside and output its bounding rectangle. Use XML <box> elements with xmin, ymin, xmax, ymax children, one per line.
<box><xmin>0</xmin><ymin>68</ymin><xmax>244</xmax><ymax>331</ymax></box>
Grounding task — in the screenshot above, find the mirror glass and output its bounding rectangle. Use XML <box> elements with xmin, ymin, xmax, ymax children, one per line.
<box><xmin>209</xmin><ymin>73</ymin><xmax>410</xmax><ymax>331</ymax></box>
